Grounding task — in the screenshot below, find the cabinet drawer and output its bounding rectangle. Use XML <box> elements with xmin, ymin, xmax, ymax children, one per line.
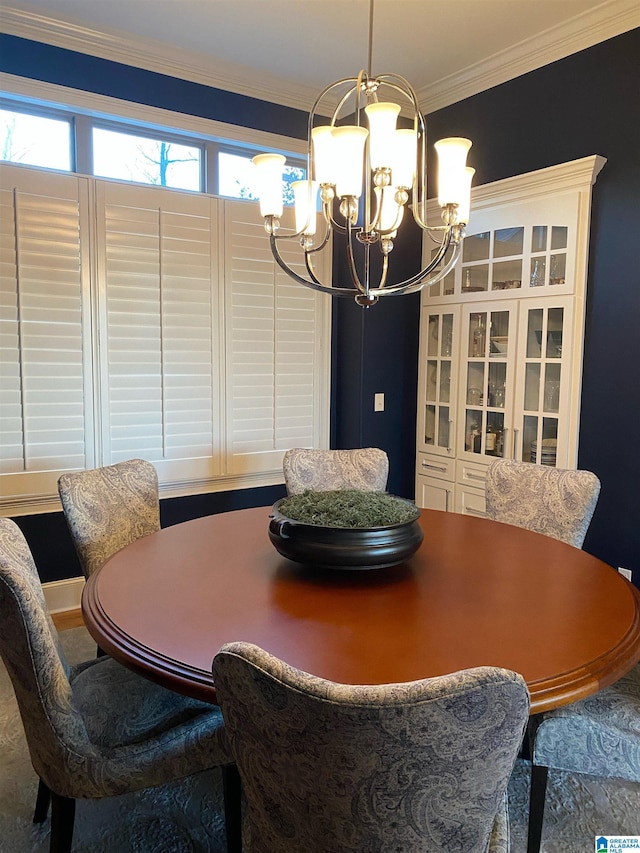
<box><xmin>455</xmin><ymin>485</ymin><xmax>487</xmax><ymax>518</ymax></box>
<box><xmin>417</xmin><ymin>453</ymin><xmax>455</xmax><ymax>482</ymax></box>
<box><xmin>459</xmin><ymin>460</ymin><xmax>489</xmax><ymax>488</ymax></box>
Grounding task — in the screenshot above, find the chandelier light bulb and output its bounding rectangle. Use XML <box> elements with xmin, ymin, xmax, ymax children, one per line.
<box><xmin>391</xmin><ymin>128</ymin><xmax>418</xmax><ymax>189</ymax></box>
<box><xmin>374</xmin><ymin>185</ymin><xmax>404</xmax><ymax>236</ymax></box>
<box><xmin>434</xmin><ymin>137</ymin><xmax>473</xmax><ymax>208</ymax></box>
<box><xmin>252</xmin><ymin>153</ymin><xmax>286</xmax><ymax>217</ymax></box>
<box><xmin>455</xmin><ymin>167</ymin><xmax>476</xmax><ymax>225</ymax></box>
<box><xmin>365</xmin><ymin>102</ymin><xmax>401</xmax><ymax>171</ymax></box>
<box><xmin>311</xmin><ymin>126</ymin><xmax>336</xmax><ymax>186</ymax></box>
<box><xmin>292</xmin><ymin>180</ymin><xmax>319</xmax><ymax>236</ymax></box>
<box><xmin>332</xmin><ymin>126</ymin><xmax>369</xmax><ymax>198</ymax></box>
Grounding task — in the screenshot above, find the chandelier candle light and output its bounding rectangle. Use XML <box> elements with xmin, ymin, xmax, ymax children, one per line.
<box><xmin>252</xmin><ymin>1</ymin><xmax>474</xmax><ymax>307</ymax></box>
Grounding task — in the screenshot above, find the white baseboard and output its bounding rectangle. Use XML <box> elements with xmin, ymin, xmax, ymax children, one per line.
<box><xmin>43</xmin><ymin>577</ymin><xmax>85</xmax><ymax>614</ymax></box>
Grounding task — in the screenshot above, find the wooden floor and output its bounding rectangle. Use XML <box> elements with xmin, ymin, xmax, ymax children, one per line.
<box><xmin>51</xmin><ymin>608</ymin><xmax>85</xmax><ymax>631</ymax></box>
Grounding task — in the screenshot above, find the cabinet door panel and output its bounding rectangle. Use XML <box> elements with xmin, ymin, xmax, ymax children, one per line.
<box><xmin>416</xmin><ymin>475</ymin><xmax>451</xmax><ymax>511</ymax></box>
<box><xmin>512</xmin><ymin>296</ymin><xmax>574</xmax><ymax>467</ymax></box>
<box><xmin>454</xmin><ymin>485</ymin><xmax>487</xmax><ymax>517</ymax></box>
<box><xmin>416</xmin><ymin>307</ymin><xmax>460</xmax><ymax>457</ymax></box>
<box><xmin>458</xmin><ymin>301</ymin><xmax>517</xmax><ymax>464</ymax></box>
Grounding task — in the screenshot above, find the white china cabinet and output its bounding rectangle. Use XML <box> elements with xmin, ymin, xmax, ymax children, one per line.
<box><xmin>415</xmin><ymin>156</ymin><xmax>605</xmax><ymax>516</ymax></box>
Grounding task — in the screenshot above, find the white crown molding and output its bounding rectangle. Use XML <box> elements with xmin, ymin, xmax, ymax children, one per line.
<box><xmin>0</xmin><ymin>1</ymin><xmax>637</xmax><ymax>117</ymax></box>
<box><xmin>425</xmin><ymin>155</ymin><xmax>607</xmax><ymax>216</ymax></box>
<box><xmin>0</xmin><ymin>5</ymin><xmax>319</xmax><ymax>113</ymax></box>
<box><xmin>418</xmin><ymin>0</ymin><xmax>640</xmax><ymax>114</ymax></box>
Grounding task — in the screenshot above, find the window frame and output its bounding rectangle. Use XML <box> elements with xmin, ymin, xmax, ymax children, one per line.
<box><xmin>0</xmin><ymin>99</ymin><xmax>76</xmax><ymax>172</ymax></box>
<box><xmin>0</xmin><ymin>89</ymin><xmax>307</xmax><ymax>199</ymax></box>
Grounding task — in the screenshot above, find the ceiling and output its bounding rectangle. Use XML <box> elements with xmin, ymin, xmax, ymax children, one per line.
<box><xmin>1</xmin><ymin>0</ymin><xmax>638</xmax><ymax>112</ymax></box>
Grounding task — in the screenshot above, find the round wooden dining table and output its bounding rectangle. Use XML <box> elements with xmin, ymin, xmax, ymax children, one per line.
<box><xmin>82</xmin><ymin>506</ymin><xmax>640</xmax><ymax>714</ymax></box>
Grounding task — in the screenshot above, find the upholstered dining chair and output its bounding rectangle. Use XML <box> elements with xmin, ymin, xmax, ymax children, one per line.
<box><xmin>213</xmin><ymin>641</ymin><xmax>530</xmax><ymax>853</ymax></box>
<box><xmin>485</xmin><ymin>458</ymin><xmax>600</xmax><ymax>548</ymax></box>
<box><xmin>58</xmin><ymin>458</ymin><xmax>161</xmax><ymax>580</ymax></box>
<box><xmin>283</xmin><ymin>447</ymin><xmax>389</xmax><ymax>495</ymax></box>
<box><xmin>527</xmin><ymin>662</ymin><xmax>640</xmax><ymax>853</ymax></box>
<box><xmin>0</xmin><ymin>518</ymin><xmax>241</xmax><ymax>853</ymax></box>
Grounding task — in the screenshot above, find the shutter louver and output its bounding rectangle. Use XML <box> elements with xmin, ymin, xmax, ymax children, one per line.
<box><xmin>224</xmin><ymin>201</ymin><xmax>329</xmax><ymax>475</ymax></box>
<box><xmin>0</xmin><ymin>167</ymin><xmax>88</xmax><ymax>488</ymax></box>
<box><xmin>97</xmin><ymin>182</ymin><xmax>219</xmax><ymax>474</ymax></box>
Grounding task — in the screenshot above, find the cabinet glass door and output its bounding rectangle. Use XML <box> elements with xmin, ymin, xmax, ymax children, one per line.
<box><xmin>460</xmin><ymin>303</ymin><xmax>516</xmax><ymax>461</ymax></box>
<box><xmin>420</xmin><ymin>309</ymin><xmax>458</xmax><ymax>455</ymax></box>
<box><xmin>514</xmin><ymin>299</ymin><xmax>572</xmax><ymax>466</ymax></box>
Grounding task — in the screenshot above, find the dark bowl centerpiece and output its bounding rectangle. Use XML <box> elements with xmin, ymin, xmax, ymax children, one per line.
<box><xmin>269</xmin><ymin>489</ymin><xmax>423</xmax><ymax>571</ymax></box>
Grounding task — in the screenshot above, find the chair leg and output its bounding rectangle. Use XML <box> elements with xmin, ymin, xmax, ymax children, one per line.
<box><xmin>527</xmin><ymin>763</ymin><xmax>548</xmax><ymax>853</ymax></box>
<box><xmin>222</xmin><ymin>763</ymin><xmax>242</xmax><ymax>853</ymax></box>
<box><xmin>33</xmin><ymin>778</ymin><xmax>51</xmax><ymax>823</ymax></box>
<box><xmin>50</xmin><ymin>792</ymin><xmax>76</xmax><ymax>853</ymax></box>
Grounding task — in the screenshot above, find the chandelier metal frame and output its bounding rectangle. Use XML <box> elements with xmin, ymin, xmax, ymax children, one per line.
<box><xmin>254</xmin><ymin>1</ymin><xmax>473</xmax><ymax>307</ymax></box>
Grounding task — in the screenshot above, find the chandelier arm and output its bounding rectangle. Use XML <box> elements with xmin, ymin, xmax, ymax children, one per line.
<box><xmin>378</xmin><ymin>253</ymin><xmax>390</xmax><ymax>289</ymax></box>
<box><xmin>269</xmin><ymin>234</ymin><xmax>356</xmax><ymax>297</ymax></box>
<box><xmin>345</xmin><ymin>220</ymin><xmax>367</xmax><ymax>296</ymax></box>
<box><xmin>323</xmin><ymin>202</ymin><xmax>349</xmax><ymax>235</ymax></box>
<box><xmin>304</xmin><ymin>251</ymin><xmax>324</xmax><ymax>287</ymax></box>
<box><xmin>308</xmin><ymin>78</ymin><xmax>360</xmax><ymax>126</ymax></box>
<box><xmin>370</xmin><ymin>239</ymin><xmax>463</xmax><ymax>297</ymax></box>
<box><xmin>305</xmin><ymin>225</ymin><xmax>332</xmax><ymax>255</ymax></box>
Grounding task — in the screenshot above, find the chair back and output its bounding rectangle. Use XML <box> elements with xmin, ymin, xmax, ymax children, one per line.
<box><xmin>283</xmin><ymin>448</ymin><xmax>389</xmax><ymax>495</ymax></box>
<box><xmin>58</xmin><ymin>458</ymin><xmax>160</xmax><ymax>578</ymax></box>
<box><xmin>485</xmin><ymin>458</ymin><xmax>600</xmax><ymax>547</ymax></box>
<box><xmin>0</xmin><ymin>519</ymin><xmax>95</xmax><ymax>794</ymax></box>
<box><xmin>213</xmin><ymin>642</ymin><xmax>530</xmax><ymax>853</ymax></box>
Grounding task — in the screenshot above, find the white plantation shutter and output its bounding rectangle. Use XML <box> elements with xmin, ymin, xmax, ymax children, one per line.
<box><xmin>224</xmin><ymin>200</ymin><xmax>330</xmax><ymax>475</ymax></box>
<box><xmin>0</xmin><ymin>165</ymin><xmax>92</xmax><ymax>501</ymax></box>
<box><xmin>1</xmin><ymin>165</ymin><xmax>330</xmax><ymax>510</ymax></box>
<box><xmin>96</xmin><ymin>181</ymin><xmax>221</xmax><ymax>482</ymax></box>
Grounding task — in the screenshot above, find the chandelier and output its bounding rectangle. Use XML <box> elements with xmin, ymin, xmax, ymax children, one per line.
<box><xmin>252</xmin><ymin>1</ymin><xmax>474</xmax><ymax>307</ymax></box>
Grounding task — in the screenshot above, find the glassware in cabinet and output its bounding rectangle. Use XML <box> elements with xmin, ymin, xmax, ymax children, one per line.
<box><xmin>459</xmin><ymin>303</ymin><xmax>516</xmax><ymax>462</ymax></box>
<box><xmin>418</xmin><ymin>308</ymin><xmax>460</xmax><ymax>456</ymax></box>
<box><xmin>513</xmin><ymin>298</ymin><xmax>573</xmax><ymax>466</ymax></box>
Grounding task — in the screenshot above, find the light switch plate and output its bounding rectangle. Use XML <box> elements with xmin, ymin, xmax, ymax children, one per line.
<box><xmin>374</xmin><ymin>393</ymin><xmax>385</xmax><ymax>412</ymax></box>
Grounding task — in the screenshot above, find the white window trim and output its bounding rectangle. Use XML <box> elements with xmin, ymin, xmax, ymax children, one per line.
<box><xmin>0</xmin><ymin>73</ymin><xmax>308</xmax><ymax>159</ymax></box>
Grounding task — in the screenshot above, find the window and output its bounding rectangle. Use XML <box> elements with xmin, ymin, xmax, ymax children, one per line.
<box><xmin>218</xmin><ymin>150</ymin><xmax>305</xmax><ymax>204</ymax></box>
<box><xmin>0</xmin><ymin>99</ymin><xmax>305</xmax><ymax>202</ymax></box>
<box><xmin>0</xmin><ymin>107</ymin><xmax>72</xmax><ymax>171</ymax></box>
<box><xmin>92</xmin><ymin>127</ymin><xmax>202</xmax><ymax>191</ymax></box>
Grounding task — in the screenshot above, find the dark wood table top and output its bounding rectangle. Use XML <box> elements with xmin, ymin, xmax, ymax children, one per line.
<box><xmin>82</xmin><ymin>506</ymin><xmax>640</xmax><ymax>713</ymax></box>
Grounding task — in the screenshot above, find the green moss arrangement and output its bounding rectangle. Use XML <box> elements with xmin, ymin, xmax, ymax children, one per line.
<box><xmin>278</xmin><ymin>489</ymin><xmax>418</xmax><ymax>528</ymax></box>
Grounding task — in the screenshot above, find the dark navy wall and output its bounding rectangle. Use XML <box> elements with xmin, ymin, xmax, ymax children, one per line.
<box><xmin>334</xmin><ymin>28</ymin><xmax>640</xmax><ymax>580</ymax></box>
<box><xmin>330</xmin><ymin>222</ymin><xmax>422</xmax><ymax>498</ymax></box>
<box><xmin>13</xmin><ymin>484</ymin><xmax>288</xmax><ymax>582</ymax></box>
<box><xmin>0</xmin><ymin>34</ymin><xmax>308</xmax><ymax>139</ymax></box>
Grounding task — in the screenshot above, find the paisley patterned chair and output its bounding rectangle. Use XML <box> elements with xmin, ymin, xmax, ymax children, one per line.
<box><xmin>0</xmin><ymin>518</ymin><xmax>240</xmax><ymax>853</ymax></box>
<box><xmin>527</xmin><ymin>663</ymin><xmax>640</xmax><ymax>852</ymax></box>
<box><xmin>485</xmin><ymin>458</ymin><xmax>600</xmax><ymax>548</ymax></box>
<box><xmin>213</xmin><ymin>641</ymin><xmax>530</xmax><ymax>853</ymax></box>
<box><xmin>58</xmin><ymin>458</ymin><xmax>161</xmax><ymax>579</ymax></box>
<box><xmin>283</xmin><ymin>447</ymin><xmax>389</xmax><ymax>495</ymax></box>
